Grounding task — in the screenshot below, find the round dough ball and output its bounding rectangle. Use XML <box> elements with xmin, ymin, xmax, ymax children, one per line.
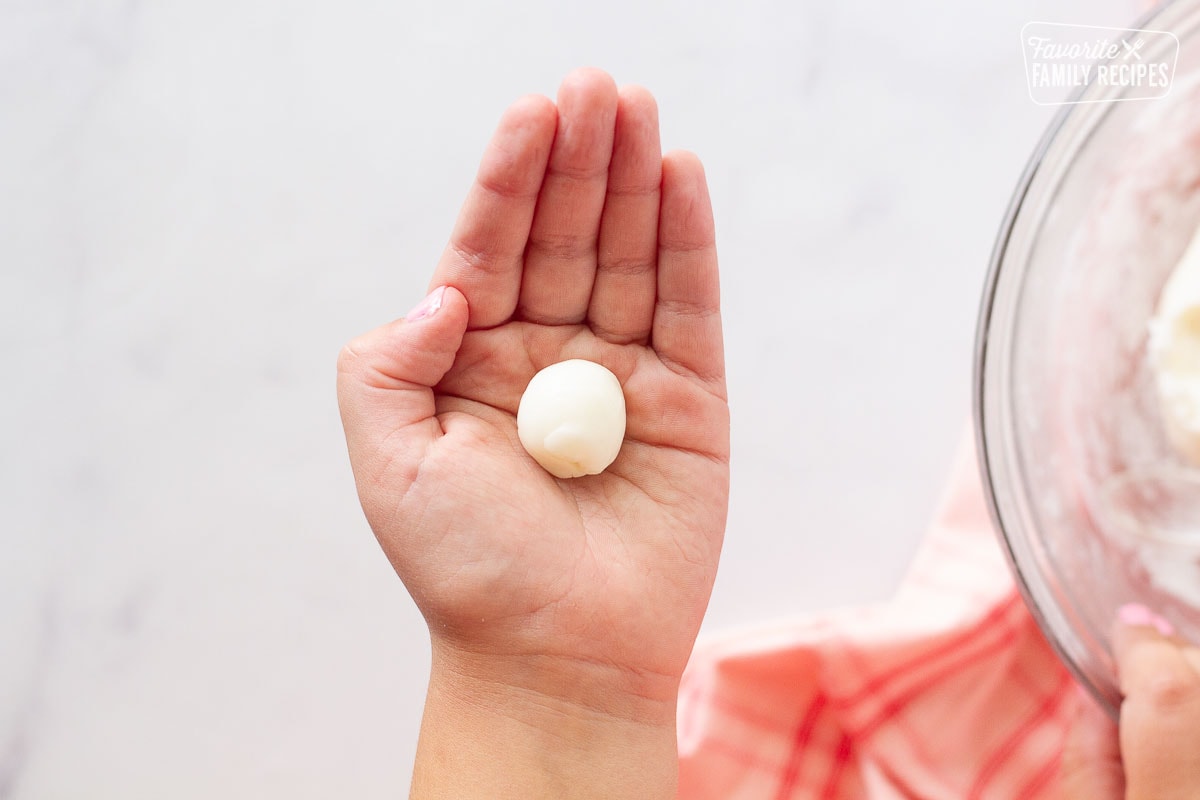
<box><xmin>516</xmin><ymin>359</ymin><xmax>627</xmax><ymax>479</ymax></box>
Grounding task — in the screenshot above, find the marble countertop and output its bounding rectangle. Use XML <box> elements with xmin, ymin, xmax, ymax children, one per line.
<box><xmin>0</xmin><ymin>0</ymin><xmax>1134</xmax><ymax>795</ymax></box>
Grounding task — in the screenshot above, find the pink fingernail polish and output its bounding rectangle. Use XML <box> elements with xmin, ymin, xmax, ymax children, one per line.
<box><xmin>406</xmin><ymin>286</ymin><xmax>446</xmax><ymax>322</ymax></box>
<box><xmin>1117</xmin><ymin>602</ymin><xmax>1175</xmax><ymax>637</ymax></box>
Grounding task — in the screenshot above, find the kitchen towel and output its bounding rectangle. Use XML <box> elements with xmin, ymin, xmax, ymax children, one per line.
<box><xmin>677</xmin><ymin>438</ymin><xmax>1078</xmax><ymax>799</ymax></box>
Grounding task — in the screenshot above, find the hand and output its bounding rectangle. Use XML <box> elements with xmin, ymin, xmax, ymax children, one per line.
<box><xmin>336</xmin><ymin>68</ymin><xmax>729</xmax><ymax>798</ymax></box>
<box><xmin>1062</xmin><ymin>606</ymin><xmax>1200</xmax><ymax>799</ymax></box>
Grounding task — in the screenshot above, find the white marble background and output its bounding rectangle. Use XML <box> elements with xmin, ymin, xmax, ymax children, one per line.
<box><xmin>1</xmin><ymin>0</ymin><xmax>1133</xmax><ymax>796</ymax></box>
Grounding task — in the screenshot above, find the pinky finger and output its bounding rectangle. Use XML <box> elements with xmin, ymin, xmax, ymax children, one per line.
<box><xmin>651</xmin><ymin>150</ymin><xmax>725</xmax><ymax>393</ymax></box>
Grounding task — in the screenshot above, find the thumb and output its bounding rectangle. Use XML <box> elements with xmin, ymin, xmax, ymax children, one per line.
<box><xmin>1060</xmin><ymin>684</ymin><xmax>1124</xmax><ymax>800</ymax></box>
<box><xmin>1113</xmin><ymin>605</ymin><xmax>1200</xmax><ymax>800</ymax></box>
<box><xmin>336</xmin><ymin>284</ymin><xmax>470</xmax><ymax>493</ymax></box>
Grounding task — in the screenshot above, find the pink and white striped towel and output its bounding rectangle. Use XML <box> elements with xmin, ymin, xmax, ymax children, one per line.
<box><xmin>677</xmin><ymin>438</ymin><xmax>1079</xmax><ymax>799</ymax></box>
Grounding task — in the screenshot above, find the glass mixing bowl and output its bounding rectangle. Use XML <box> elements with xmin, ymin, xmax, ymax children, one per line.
<box><xmin>976</xmin><ymin>0</ymin><xmax>1200</xmax><ymax>715</ymax></box>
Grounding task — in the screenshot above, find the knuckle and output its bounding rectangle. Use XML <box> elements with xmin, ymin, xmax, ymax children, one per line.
<box><xmin>1142</xmin><ymin>672</ymin><xmax>1200</xmax><ymax>715</ymax></box>
<box><xmin>551</xmin><ymin>159</ymin><xmax>608</xmax><ymax>183</ymax></box>
<box><xmin>598</xmin><ymin>251</ymin><xmax>652</xmax><ymax>278</ymax></box>
<box><xmin>337</xmin><ymin>338</ymin><xmax>373</xmax><ymax>380</ymax></box>
<box><xmin>657</xmin><ymin>296</ymin><xmax>718</xmax><ymax>321</ymax></box>
<box><xmin>448</xmin><ymin>240</ymin><xmax>490</xmax><ymax>271</ymax></box>
<box><xmin>477</xmin><ymin>168</ymin><xmax>537</xmax><ymax>202</ymax></box>
<box><xmin>529</xmin><ymin>231</ymin><xmax>594</xmax><ymax>262</ymax></box>
<box><xmin>659</xmin><ymin>236</ymin><xmax>713</xmax><ymax>256</ymax></box>
<box><xmin>336</xmin><ymin>342</ymin><xmax>360</xmax><ymax>373</ymax></box>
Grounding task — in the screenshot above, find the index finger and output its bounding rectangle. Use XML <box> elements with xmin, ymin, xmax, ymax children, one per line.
<box><xmin>430</xmin><ymin>94</ymin><xmax>558</xmax><ymax>329</ymax></box>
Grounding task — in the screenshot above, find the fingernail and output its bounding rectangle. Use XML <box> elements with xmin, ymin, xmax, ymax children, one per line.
<box><xmin>406</xmin><ymin>286</ymin><xmax>446</xmax><ymax>322</ymax></box>
<box><xmin>1117</xmin><ymin>602</ymin><xmax>1175</xmax><ymax>637</ymax></box>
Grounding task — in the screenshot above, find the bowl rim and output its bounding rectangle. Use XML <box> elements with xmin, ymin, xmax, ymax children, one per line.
<box><xmin>970</xmin><ymin>0</ymin><xmax>1186</xmax><ymax>718</ymax></box>
<box><xmin>970</xmin><ymin>93</ymin><xmax>1111</xmax><ymax>713</ymax></box>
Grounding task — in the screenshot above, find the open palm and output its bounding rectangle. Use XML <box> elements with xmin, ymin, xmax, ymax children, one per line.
<box><xmin>337</xmin><ymin>69</ymin><xmax>729</xmax><ymax>702</ymax></box>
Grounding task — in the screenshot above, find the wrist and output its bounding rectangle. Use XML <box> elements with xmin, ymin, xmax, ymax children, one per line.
<box><xmin>410</xmin><ymin>639</ymin><xmax>680</xmax><ymax>800</ymax></box>
<box><xmin>432</xmin><ymin>635</ymin><xmax>681</xmax><ymax>725</ymax></box>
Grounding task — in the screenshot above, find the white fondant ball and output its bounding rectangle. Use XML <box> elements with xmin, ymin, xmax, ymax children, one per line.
<box><xmin>516</xmin><ymin>359</ymin><xmax>627</xmax><ymax>479</ymax></box>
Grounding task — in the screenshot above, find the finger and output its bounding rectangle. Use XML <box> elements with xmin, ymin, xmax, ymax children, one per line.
<box><xmin>431</xmin><ymin>95</ymin><xmax>557</xmax><ymax>329</ymax></box>
<box><xmin>517</xmin><ymin>67</ymin><xmax>618</xmax><ymax>325</ymax></box>
<box><xmin>588</xmin><ymin>85</ymin><xmax>661</xmax><ymax>344</ymax></box>
<box><xmin>336</xmin><ymin>286</ymin><xmax>470</xmax><ymax>506</ymax></box>
<box><xmin>1113</xmin><ymin>607</ymin><xmax>1200</xmax><ymax>800</ymax></box>
<box><xmin>1114</xmin><ymin>608</ymin><xmax>1195</xmax><ymax>699</ymax></box>
<box><xmin>1060</xmin><ymin>685</ymin><xmax>1124</xmax><ymax>800</ymax></box>
<box><xmin>651</xmin><ymin>150</ymin><xmax>724</xmax><ymax>392</ymax></box>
